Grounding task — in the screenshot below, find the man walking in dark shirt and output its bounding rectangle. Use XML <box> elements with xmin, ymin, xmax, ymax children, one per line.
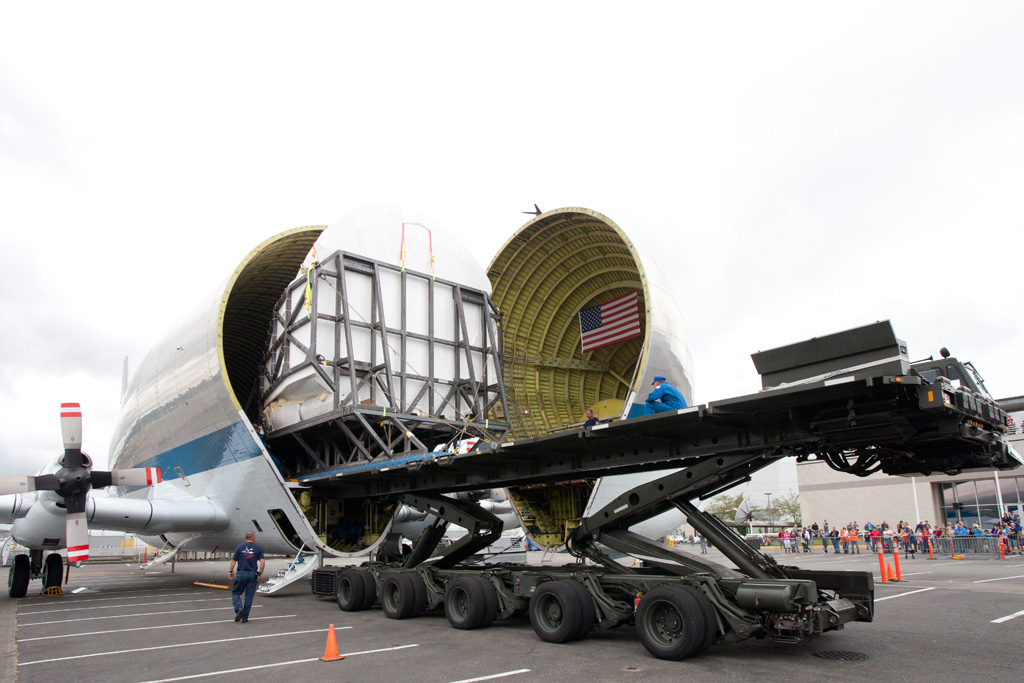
<box><xmin>228</xmin><ymin>530</ymin><xmax>266</xmax><ymax>623</ymax></box>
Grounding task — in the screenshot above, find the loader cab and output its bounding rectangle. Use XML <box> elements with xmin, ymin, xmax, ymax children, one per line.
<box><xmin>913</xmin><ymin>350</ymin><xmax>992</xmax><ymax>398</ymax></box>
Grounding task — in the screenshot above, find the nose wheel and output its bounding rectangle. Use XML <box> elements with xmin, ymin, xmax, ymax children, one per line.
<box><xmin>43</xmin><ymin>553</ymin><xmax>64</xmax><ymax>589</ymax></box>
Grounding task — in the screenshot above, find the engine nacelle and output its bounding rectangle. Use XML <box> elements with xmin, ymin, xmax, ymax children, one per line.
<box><xmin>87</xmin><ymin>497</ymin><xmax>231</xmax><ymax>535</ymax></box>
<box><xmin>0</xmin><ymin>494</ymin><xmax>29</xmax><ymax>524</ymax></box>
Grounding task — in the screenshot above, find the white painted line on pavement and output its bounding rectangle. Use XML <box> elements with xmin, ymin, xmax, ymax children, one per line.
<box><xmin>138</xmin><ymin>643</ymin><xmax>419</xmax><ymax>682</ymax></box>
<box><xmin>20</xmin><ymin>597</ymin><xmax>227</xmax><ymax>615</ymax></box>
<box><xmin>18</xmin><ymin>615</ymin><xmax>297</xmax><ymax>641</ymax></box>
<box><xmin>899</xmin><ymin>572</ymin><xmax>933</xmax><ymax>576</ymax></box>
<box><xmin>18</xmin><ymin>587</ymin><xmax>190</xmax><ymax>602</ymax></box>
<box><xmin>19</xmin><ymin>628</ymin><xmax>332</xmax><ymax>666</ymax></box>
<box><xmin>992</xmin><ymin>609</ymin><xmax>1024</xmax><ymax>624</ymax></box>
<box><xmin>450</xmin><ymin>671</ymin><xmax>532</xmax><ymax>683</ymax></box>
<box><xmin>19</xmin><ymin>590</ymin><xmax>199</xmax><ymax>606</ymax></box>
<box><xmin>19</xmin><ymin>605</ymin><xmax>256</xmax><ymax>626</ymax></box>
<box><xmin>872</xmin><ymin>575</ymin><xmax>918</xmax><ymax>582</ymax></box>
<box><xmin>875</xmin><ymin>587</ymin><xmax>936</xmax><ymax>601</ymax></box>
<box><xmin>973</xmin><ymin>574</ymin><xmax>1024</xmax><ymax>584</ymax></box>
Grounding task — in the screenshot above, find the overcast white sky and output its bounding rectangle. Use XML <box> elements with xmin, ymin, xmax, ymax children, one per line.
<box><xmin>2</xmin><ymin>2</ymin><xmax>1022</xmax><ymax>478</ymax></box>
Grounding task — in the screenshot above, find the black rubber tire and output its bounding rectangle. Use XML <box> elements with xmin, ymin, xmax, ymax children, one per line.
<box><xmin>529</xmin><ymin>580</ymin><xmax>590</xmax><ymax>643</ymax></box>
<box><xmin>8</xmin><ymin>555</ymin><xmax>29</xmax><ymax>598</ymax></box>
<box><xmin>42</xmin><ymin>553</ymin><xmax>63</xmax><ymax>589</ymax></box>
<box><xmin>380</xmin><ymin>573</ymin><xmax>425</xmax><ymax>619</ymax></box>
<box><xmin>336</xmin><ymin>569</ymin><xmax>368</xmax><ymax>611</ymax></box>
<box><xmin>445</xmin><ymin>577</ymin><xmax>498</xmax><ymax>630</ymax></box>
<box><xmin>635</xmin><ymin>585</ymin><xmax>708</xmax><ymax>660</ymax></box>
<box><xmin>357</xmin><ymin>570</ymin><xmax>377</xmax><ymax>610</ymax></box>
<box><xmin>473</xmin><ymin>577</ymin><xmax>499</xmax><ymax>628</ymax></box>
<box><xmin>680</xmin><ymin>585</ymin><xmax>718</xmax><ymax>656</ymax></box>
<box><xmin>565</xmin><ymin>580</ymin><xmax>596</xmax><ymax>640</ymax></box>
<box><xmin>406</xmin><ymin>572</ymin><xmax>428</xmax><ymax>618</ymax></box>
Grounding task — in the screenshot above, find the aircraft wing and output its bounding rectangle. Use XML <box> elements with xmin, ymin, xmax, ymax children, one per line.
<box><xmin>2</xmin><ymin>494</ymin><xmax>229</xmax><ymax>558</ymax></box>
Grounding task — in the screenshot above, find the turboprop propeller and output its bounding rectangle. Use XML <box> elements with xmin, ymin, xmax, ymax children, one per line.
<box><xmin>0</xmin><ymin>403</ymin><xmax>161</xmax><ymax>562</ymax></box>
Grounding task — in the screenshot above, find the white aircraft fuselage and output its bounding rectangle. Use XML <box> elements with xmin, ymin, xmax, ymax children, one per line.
<box><xmin>3</xmin><ymin>207</ymin><xmax>698</xmax><ymax>581</ymax></box>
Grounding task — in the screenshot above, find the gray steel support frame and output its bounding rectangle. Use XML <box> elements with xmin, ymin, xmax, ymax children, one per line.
<box><xmin>568</xmin><ymin>454</ymin><xmax>792</xmax><ymax>580</ymax></box>
<box><xmin>261</xmin><ymin>249</ymin><xmax>510</xmax><ymax>477</ymax></box>
<box><xmin>562</xmin><ymin>454</ymin><xmax>875</xmax><ymax>635</ymax></box>
<box><xmin>558</xmin><ymin>460</ymin><xmax>876</xmax><ymax>642</ymax></box>
<box><xmin>399</xmin><ymin>493</ymin><xmax>503</xmax><ymax>570</ymax></box>
<box><xmin>314</xmin><ymin>369</ymin><xmax>1016</xmax><ymax>499</ymax></box>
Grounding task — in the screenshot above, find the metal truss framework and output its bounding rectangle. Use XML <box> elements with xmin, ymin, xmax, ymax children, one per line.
<box><xmin>260</xmin><ymin>249</ymin><xmax>510</xmax><ymax>476</ymax></box>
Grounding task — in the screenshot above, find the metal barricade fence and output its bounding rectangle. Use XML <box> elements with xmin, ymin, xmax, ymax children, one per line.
<box><xmin>920</xmin><ymin>535</ymin><xmax>1019</xmax><ymax>557</ymax></box>
<box><xmin>761</xmin><ymin>533</ymin><xmax>1023</xmax><ymax>558</ymax></box>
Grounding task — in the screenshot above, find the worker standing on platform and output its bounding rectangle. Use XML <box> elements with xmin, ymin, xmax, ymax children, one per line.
<box><xmin>584</xmin><ymin>408</ymin><xmax>599</xmax><ymax>427</ymax></box>
<box><xmin>645</xmin><ymin>375</ymin><xmax>687</xmax><ymax>415</ymax></box>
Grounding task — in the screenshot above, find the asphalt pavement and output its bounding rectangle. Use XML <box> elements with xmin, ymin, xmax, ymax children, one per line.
<box><xmin>7</xmin><ymin>548</ymin><xmax>1023</xmax><ymax>683</ymax></box>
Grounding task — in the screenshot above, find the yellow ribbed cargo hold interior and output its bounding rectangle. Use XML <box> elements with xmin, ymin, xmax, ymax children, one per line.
<box><xmin>487</xmin><ymin>208</ymin><xmax>650</xmax><ymax>440</ymax></box>
<box><xmin>488</xmin><ymin>208</ymin><xmax>652</xmax><ymax>546</ymax></box>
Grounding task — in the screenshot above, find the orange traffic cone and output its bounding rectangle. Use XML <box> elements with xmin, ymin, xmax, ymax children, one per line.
<box><xmin>319</xmin><ymin>624</ymin><xmax>344</xmax><ymax>661</ymax></box>
<box><xmin>887</xmin><ymin>562</ymin><xmax>897</xmax><ymax>581</ymax></box>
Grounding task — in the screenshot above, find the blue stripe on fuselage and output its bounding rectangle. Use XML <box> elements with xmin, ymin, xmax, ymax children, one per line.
<box><xmin>120</xmin><ymin>421</ymin><xmax>263</xmax><ymax>480</ymax></box>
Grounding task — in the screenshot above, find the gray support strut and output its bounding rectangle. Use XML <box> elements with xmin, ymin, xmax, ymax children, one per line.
<box><xmin>399</xmin><ymin>493</ymin><xmax>503</xmax><ymax>569</ymax></box>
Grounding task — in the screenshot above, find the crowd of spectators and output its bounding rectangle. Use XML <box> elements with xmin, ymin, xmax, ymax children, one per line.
<box><xmin>768</xmin><ymin>514</ymin><xmax>1023</xmax><ymax>556</ymax></box>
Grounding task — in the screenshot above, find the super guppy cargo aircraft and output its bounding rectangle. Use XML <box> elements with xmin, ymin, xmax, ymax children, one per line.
<box><xmin>1</xmin><ymin>206</ymin><xmax>698</xmax><ymax>596</ymax></box>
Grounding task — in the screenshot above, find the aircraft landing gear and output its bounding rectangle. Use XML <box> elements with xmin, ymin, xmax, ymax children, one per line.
<box><xmin>42</xmin><ymin>553</ymin><xmax>64</xmax><ymax>589</ymax></box>
<box><xmin>8</xmin><ymin>555</ymin><xmax>29</xmax><ymax>598</ymax></box>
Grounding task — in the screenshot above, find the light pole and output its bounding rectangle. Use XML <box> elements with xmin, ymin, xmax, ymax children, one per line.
<box><xmin>765</xmin><ymin>493</ymin><xmax>773</xmax><ymax>529</ymax></box>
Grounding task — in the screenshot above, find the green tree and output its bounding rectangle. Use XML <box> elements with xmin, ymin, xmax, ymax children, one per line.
<box><xmin>703</xmin><ymin>493</ymin><xmax>745</xmax><ymax>522</ymax></box>
<box><xmin>772</xmin><ymin>491</ymin><xmax>802</xmax><ymax>526</ymax></box>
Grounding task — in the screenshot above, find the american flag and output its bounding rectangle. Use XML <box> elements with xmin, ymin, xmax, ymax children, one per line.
<box><xmin>579</xmin><ymin>291</ymin><xmax>641</xmax><ymax>353</ymax></box>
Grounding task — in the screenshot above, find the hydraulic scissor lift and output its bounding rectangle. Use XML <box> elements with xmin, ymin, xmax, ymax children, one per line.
<box><xmin>316</xmin><ymin>321</ymin><xmax>1019</xmax><ymax>659</ymax></box>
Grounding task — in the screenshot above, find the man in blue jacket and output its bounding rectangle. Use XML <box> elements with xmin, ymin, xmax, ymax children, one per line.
<box><xmin>645</xmin><ymin>375</ymin><xmax>687</xmax><ymax>415</ymax></box>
